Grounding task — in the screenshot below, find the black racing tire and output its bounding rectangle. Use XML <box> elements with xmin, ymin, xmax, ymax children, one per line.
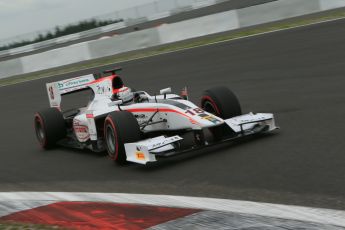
<box><xmin>201</xmin><ymin>86</ymin><xmax>241</xmax><ymax>119</ymax></box>
<box><xmin>34</xmin><ymin>108</ymin><xmax>66</xmax><ymax>149</ymax></box>
<box><xmin>104</xmin><ymin>111</ymin><xmax>141</xmax><ymax>165</ymax></box>
<box><xmin>201</xmin><ymin>86</ymin><xmax>242</xmax><ymax>140</ymax></box>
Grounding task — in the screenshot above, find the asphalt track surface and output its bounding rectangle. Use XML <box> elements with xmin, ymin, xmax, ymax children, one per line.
<box><xmin>1</xmin><ymin>18</ymin><xmax>345</xmax><ymax>210</ymax></box>
<box><xmin>0</xmin><ymin>0</ymin><xmax>275</xmax><ymax>61</ymax></box>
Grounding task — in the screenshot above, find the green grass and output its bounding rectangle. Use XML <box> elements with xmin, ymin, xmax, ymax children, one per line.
<box><xmin>0</xmin><ymin>221</ymin><xmax>66</xmax><ymax>230</ymax></box>
<box><xmin>1</xmin><ymin>10</ymin><xmax>345</xmax><ymax>87</ymax></box>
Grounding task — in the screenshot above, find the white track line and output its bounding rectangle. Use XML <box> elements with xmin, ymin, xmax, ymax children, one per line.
<box><xmin>0</xmin><ymin>192</ymin><xmax>345</xmax><ymax>227</ymax></box>
<box><xmin>1</xmin><ymin>16</ymin><xmax>345</xmax><ymax>88</ymax></box>
<box><xmin>0</xmin><ymin>200</ymin><xmax>55</xmax><ymax>217</ymax></box>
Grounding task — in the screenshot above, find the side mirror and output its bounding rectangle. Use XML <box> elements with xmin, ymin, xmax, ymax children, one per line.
<box><xmin>160</xmin><ymin>87</ymin><xmax>172</xmax><ymax>95</ymax></box>
<box><xmin>108</xmin><ymin>100</ymin><xmax>123</xmax><ymax>107</ymax></box>
<box><xmin>140</xmin><ymin>95</ymin><xmax>148</xmax><ymax>101</ymax></box>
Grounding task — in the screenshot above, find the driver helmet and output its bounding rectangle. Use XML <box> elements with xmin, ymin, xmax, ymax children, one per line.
<box><xmin>112</xmin><ymin>87</ymin><xmax>134</xmax><ymax>104</ymax></box>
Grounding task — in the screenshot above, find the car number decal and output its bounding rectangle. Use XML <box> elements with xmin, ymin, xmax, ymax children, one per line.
<box><xmin>185</xmin><ymin>108</ymin><xmax>222</xmax><ymax>124</ymax></box>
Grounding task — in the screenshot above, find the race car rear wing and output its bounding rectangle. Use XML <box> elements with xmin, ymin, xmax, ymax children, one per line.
<box><xmin>46</xmin><ymin>68</ymin><xmax>123</xmax><ymax>108</ymax></box>
<box><xmin>46</xmin><ymin>74</ymin><xmax>95</xmax><ymax>108</ymax></box>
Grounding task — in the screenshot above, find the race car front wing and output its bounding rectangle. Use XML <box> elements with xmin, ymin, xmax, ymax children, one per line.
<box><xmin>124</xmin><ymin>113</ymin><xmax>278</xmax><ymax>165</ymax></box>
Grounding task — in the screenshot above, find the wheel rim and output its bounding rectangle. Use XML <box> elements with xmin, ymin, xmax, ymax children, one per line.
<box><xmin>106</xmin><ymin>124</ymin><xmax>116</xmax><ymax>156</ymax></box>
<box><xmin>35</xmin><ymin>116</ymin><xmax>45</xmax><ymax>144</ymax></box>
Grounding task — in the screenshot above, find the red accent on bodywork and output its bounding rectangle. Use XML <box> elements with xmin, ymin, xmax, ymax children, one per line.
<box><xmin>87</xmin><ymin>75</ymin><xmax>116</xmax><ymax>85</ymax></box>
<box><xmin>0</xmin><ymin>202</ymin><xmax>201</xmax><ymax>230</ymax></box>
<box><xmin>127</xmin><ymin>108</ymin><xmax>200</xmax><ymax>125</ymax></box>
<box><xmin>112</xmin><ymin>86</ymin><xmax>128</xmax><ymax>94</ymax></box>
<box><xmin>86</xmin><ymin>114</ymin><xmax>94</xmax><ymax>119</ymax></box>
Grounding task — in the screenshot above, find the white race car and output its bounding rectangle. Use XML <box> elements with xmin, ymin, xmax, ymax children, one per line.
<box><xmin>34</xmin><ymin>68</ymin><xmax>278</xmax><ymax>165</ymax></box>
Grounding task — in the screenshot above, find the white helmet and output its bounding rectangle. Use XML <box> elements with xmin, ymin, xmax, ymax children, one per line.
<box><xmin>113</xmin><ymin>87</ymin><xmax>134</xmax><ymax>103</ymax></box>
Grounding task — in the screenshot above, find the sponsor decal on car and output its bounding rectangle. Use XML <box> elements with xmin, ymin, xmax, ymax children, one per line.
<box><xmin>58</xmin><ymin>77</ymin><xmax>94</xmax><ymax>90</ymax></box>
<box><xmin>135</xmin><ymin>114</ymin><xmax>147</xmax><ymax>119</ymax></box>
<box><xmin>136</xmin><ymin>152</ymin><xmax>146</xmax><ymax>160</ymax></box>
<box><xmin>185</xmin><ymin>108</ymin><xmax>221</xmax><ymax>124</ymax></box>
<box><xmin>96</xmin><ymin>85</ymin><xmax>111</xmax><ymax>95</ymax></box>
<box><xmin>149</xmin><ymin>136</ymin><xmax>182</xmax><ymax>150</ymax></box>
<box><xmin>73</xmin><ymin>120</ymin><xmax>90</xmax><ymax>141</ymax></box>
<box><xmin>48</xmin><ymin>86</ymin><xmax>55</xmax><ymax>100</ymax></box>
<box><xmin>198</xmin><ymin>114</ymin><xmax>222</xmax><ymax>124</ymax></box>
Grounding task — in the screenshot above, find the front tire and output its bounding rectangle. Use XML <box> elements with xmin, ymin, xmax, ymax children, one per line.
<box><xmin>104</xmin><ymin>111</ymin><xmax>141</xmax><ymax>165</ymax></box>
<box><xmin>34</xmin><ymin>108</ymin><xmax>66</xmax><ymax>149</ymax></box>
<box><xmin>201</xmin><ymin>86</ymin><xmax>242</xmax><ymax>140</ymax></box>
<box><xmin>201</xmin><ymin>86</ymin><xmax>241</xmax><ymax>119</ymax></box>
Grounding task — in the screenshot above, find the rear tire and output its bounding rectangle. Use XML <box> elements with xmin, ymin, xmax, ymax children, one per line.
<box><xmin>201</xmin><ymin>86</ymin><xmax>242</xmax><ymax>140</ymax></box>
<box><xmin>34</xmin><ymin>108</ymin><xmax>66</xmax><ymax>149</ymax></box>
<box><xmin>104</xmin><ymin>111</ymin><xmax>141</xmax><ymax>165</ymax></box>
